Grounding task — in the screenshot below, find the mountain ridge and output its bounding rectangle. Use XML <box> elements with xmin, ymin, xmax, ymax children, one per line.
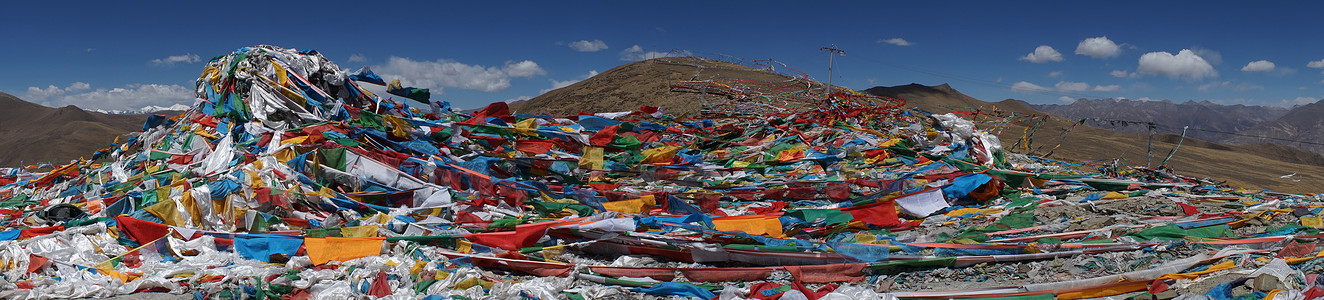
<box><xmin>0</xmin><ymin>91</ymin><xmax>152</xmax><ymax>167</ymax></box>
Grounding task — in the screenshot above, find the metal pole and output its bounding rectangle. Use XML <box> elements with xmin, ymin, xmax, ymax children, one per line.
<box><xmin>820</xmin><ymin>45</ymin><xmax>845</xmax><ymax>99</ymax></box>
<box><xmin>1145</xmin><ymin>123</ymin><xmax>1155</xmax><ymax>168</ymax></box>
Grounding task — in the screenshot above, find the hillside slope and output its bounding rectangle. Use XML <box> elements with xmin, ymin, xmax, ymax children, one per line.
<box><xmin>864</xmin><ymin>84</ymin><xmax>1324</xmax><ymax>192</ymax></box>
<box><xmin>0</xmin><ymin>91</ymin><xmax>151</xmax><ymax>167</ymax></box>
<box><xmin>510</xmin><ymin>57</ymin><xmax>824</xmax><ymax>117</ymax></box>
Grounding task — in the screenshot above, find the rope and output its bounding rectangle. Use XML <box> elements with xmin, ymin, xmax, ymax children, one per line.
<box><xmin>1160</xmin><ymin>126</ymin><xmax>1189</xmax><ymax>168</ymax></box>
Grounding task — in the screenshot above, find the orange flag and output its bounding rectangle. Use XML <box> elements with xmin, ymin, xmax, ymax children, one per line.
<box><xmin>304</xmin><ymin>237</ymin><xmax>385</xmax><ymax>265</ymax></box>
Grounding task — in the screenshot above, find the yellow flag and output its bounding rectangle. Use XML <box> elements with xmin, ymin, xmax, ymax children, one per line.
<box><xmin>1101</xmin><ymin>192</ymin><xmax>1129</xmax><ymax>199</ymax></box>
<box><xmin>270</xmin><ymin>59</ymin><xmax>289</xmax><ymax>87</ymax></box>
<box><xmin>713</xmin><ymin>215</ymin><xmax>784</xmax><ymax>238</ymax></box>
<box><xmin>340</xmin><ymin>225</ymin><xmax>380</xmax><ymax>237</ymax></box>
<box><xmin>640</xmin><ymin>146</ymin><xmax>682</xmax><ymax>164</ymax></box>
<box><xmin>144</xmin><ymin>199</ymin><xmax>186</xmax><ymax>226</ymax></box>
<box><xmin>513</xmin><ymin>118</ymin><xmax>540</xmax><ymax>136</ymax></box>
<box><xmin>602</xmin><ymin>195</ymin><xmax>656</xmax><ymax>214</ymax></box>
<box><xmin>541</xmin><ymin>245</ymin><xmax>566</xmax><ymax>263</ymax></box>
<box><xmin>579</xmin><ymin>146</ymin><xmax>604</xmax><ymax>169</ymax></box>
<box><xmin>457</xmin><ymin>240</ymin><xmax>473</xmax><ymax>253</ymax></box>
<box><xmin>1303</xmin><ymin>216</ymin><xmax>1323</xmax><ymax>227</ymax></box>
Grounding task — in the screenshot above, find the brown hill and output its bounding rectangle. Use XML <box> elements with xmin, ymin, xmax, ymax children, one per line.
<box><xmin>0</xmin><ymin>91</ymin><xmax>151</xmax><ymax>167</ymax></box>
<box><xmin>510</xmin><ymin>57</ymin><xmax>828</xmax><ymax>117</ymax></box>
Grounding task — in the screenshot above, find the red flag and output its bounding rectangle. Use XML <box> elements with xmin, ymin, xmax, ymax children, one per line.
<box><xmin>680</xmin><ymin>268</ymin><xmax>773</xmax><ymax>282</ymax></box>
<box><xmin>589</xmin><ymin>266</ymin><xmax>677</xmax><ymax>281</ymax></box>
<box><xmin>462</xmin><ymin>222</ymin><xmax>551</xmax><ymax>251</ymax></box>
<box><xmin>792</xmin><ymin>281</ymin><xmax>841</xmax><ymax>300</ymax></box>
<box><xmin>475</xmin><ymin>101</ymin><xmax>511</xmax><ymax>118</ymax></box>
<box><xmin>589</xmin><ymin>126</ymin><xmax>619</xmax><ymax>147</ymax></box>
<box><xmin>825</xmin><ymin>183</ymin><xmax>851</xmax><ymax>201</ymax></box>
<box><xmin>27</xmin><ymin>254</ymin><xmax>48</xmax><ymax>274</ymax></box>
<box><xmin>514</xmin><ymin>139</ymin><xmax>556</xmax><ymax>155</ymax></box>
<box><xmin>168</xmin><ymin>154</ymin><xmax>193</xmax><ymax>165</ymax></box>
<box><xmin>840</xmin><ymin>200</ymin><xmax>900</xmax><ymax>227</ymax></box>
<box><xmin>502</xmin><ymin>259</ymin><xmax>573</xmax><ymax>277</ymax></box>
<box><xmin>115</xmin><ymin>216</ymin><xmax>171</xmax><ymax>244</ymax></box>
<box><xmin>19</xmin><ymin>225</ymin><xmax>64</xmax><ymax>239</ymax></box>
<box><xmin>367</xmin><ymin>271</ymin><xmax>391</xmax><ymax>298</ymax></box>
<box><xmin>785</xmin><ymin>263</ymin><xmax>867</xmax><ymax>283</ymax></box>
<box><xmin>696</xmin><ymin>193</ymin><xmax>721</xmax><ymax>213</ymax></box>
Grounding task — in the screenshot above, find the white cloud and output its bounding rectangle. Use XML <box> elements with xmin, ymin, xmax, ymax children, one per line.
<box><xmin>1137</xmin><ymin>49</ymin><xmax>1217</xmax><ymax>80</ymax></box>
<box><xmin>348</xmin><ymin>53</ymin><xmax>367</xmax><ymax>63</ymax></box>
<box><xmin>1092</xmin><ymin>85</ymin><xmax>1121</xmax><ymax>92</ymax></box>
<box><xmin>1054</xmin><ymin>81</ymin><xmax>1090</xmax><ymax>92</ymax></box>
<box><xmin>1191</xmin><ymin>47</ymin><xmax>1223</xmax><ymax>65</ymax></box>
<box><xmin>502</xmin><ymin>60</ymin><xmax>546</xmax><ymax>78</ymax></box>
<box><xmin>541</xmin><ymin>70</ymin><xmax>600</xmax><ymax>94</ymax></box>
<box><xmin>569</xmin><ymin>40</ymin><xmax>609</xmax><ymax>52</ymax></box>
<box><xmin>1048</xmin><ymin>71</ymin><xmax>1062</xmax><ymax>77</ymax></box>
<box><xmin>24</xmin><ymin>82</ymin><xmax>93</xmax><ymax>100</ymax></box>
<box><xmin>375</xmin><ymin>56</ymin><xmax>548</xmax><ymax>93</ymax></box>
<box><xmin>150</xmin><ymin>53</ymin><xmax>201</xmax><ymax>66</ymax></box>
<box><xmin>1058</xmin><ymin>96</ymin><xmax>1075</xmax><ymax>103</ymax></box>
<box><xmin>26</xmin><ymin>85</ymin><xmax>66</xmax><ymax>100</ymax></box>
<box><xmin>24</xmin><ymin>83</ymin><xmax>194</xmax><ymax>111</ymax></box>
<box><xmin>1074</xmin><ymin>36</ymin><xmax>1120</xmax><ymax>59</ymax></box>
<box><xmin>1110</xmin><ymin>70</ymin><xmax>1131</xmax><ymax>78</ymax></box>
<box><xmin>1011</xmin><ymin>81</ymin><xmax>1049</xmax><ymax>92</ymax></box>
<box><xmin>1019</xmin><ymin>45</ymin><xmax>1063</xmax><ymax>63</ymax></box>
<box><xmin>619</xmin><ymin>45</ymin><xmax>690</xmax><ymax>61</ymax></box>
<box><xmin>878</xmin><ymin>38</ymin><xmax>913</xmax><ymax>46</ymax></box>
<box><xmin>1300</xmin><ymin>86</ymin><xmax>1308</xmax><ymax>91</ymax></box>
<box><xmin>1308</xmin><ymin>59</ymin><xmax>1324</xmax><ymax>69</ymax></box>
<box><xmin>1240</xmin><ymin>60</ymin><xmax>1275</xmax><ymax>72</ymax></box>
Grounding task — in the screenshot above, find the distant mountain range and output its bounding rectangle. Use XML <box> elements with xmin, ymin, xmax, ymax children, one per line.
<box><xmin>92</xmin><ymin>103</ymin><xmax>191</xmax><ymax>115</ymax></box>
<box><xmin>1222</xmin><ymin>100</ymin><xmax>1324</xmax><ymax>154</ymax></box>
<box><xmin>1030</xmin><ymin>99</ymin><xmax>1292</xmax><ymax>143</ymax></box>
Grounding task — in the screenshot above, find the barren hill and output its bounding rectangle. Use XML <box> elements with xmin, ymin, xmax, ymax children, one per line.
<box><xmin>0</xmin><ymin>91</ymin><xmax>151</xmax><ymax>167</ymax></box>
<box><xmin>510</xmin><ymin>57</ymin><xmax>826</xmax><ymax>117</ymax></box>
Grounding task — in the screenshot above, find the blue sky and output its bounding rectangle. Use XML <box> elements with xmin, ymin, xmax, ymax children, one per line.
<box><xmin>4</xmin><ymin>1</ymin><xmax>1324</xmax><ymax>111</ymax></box>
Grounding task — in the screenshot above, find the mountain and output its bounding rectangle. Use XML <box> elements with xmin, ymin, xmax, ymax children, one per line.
<box><xmin>510</xmin><ymin>57</ymin><xmax>823</xmax><ymax>117</ymax></box>
<box><xmin>1029</xmin><ymin>99</ymin><xmax>1289</xmax><ymax>142</ymax></box>
<box><xmin>1222</xmin><ymin>99</ymin><xmax>1324</xmax><ymax>154</ymax></box>
<box><xmin>0</xmin><ymin>91</ymin><xmax>152</xmax><ymax>167</ymax></box>
<box><xmin>863</xmin><ymin>83</ymin><xmax>1000</xmax><ymax>114</ymax></box>
<box><xmin>92</xmin><ymin>103</ymin><xmax>192</xmax><ymax>115</ymax></box>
